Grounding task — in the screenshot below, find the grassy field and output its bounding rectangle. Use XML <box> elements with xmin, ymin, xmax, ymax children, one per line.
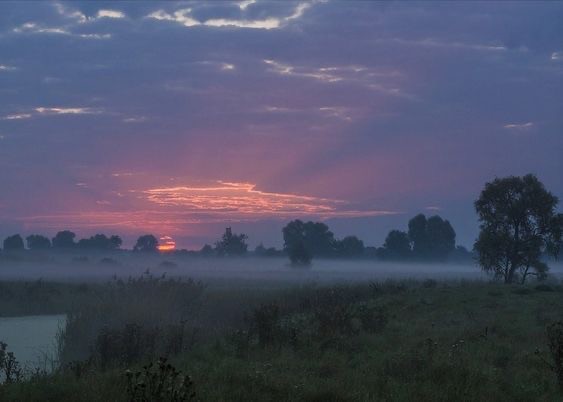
<box><xmin>1</xmin><ymin>275</ymin><xmax>563</xmax><ymax>401</ymax></box>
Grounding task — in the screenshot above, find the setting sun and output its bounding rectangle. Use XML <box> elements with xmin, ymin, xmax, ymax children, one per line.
<box><xmin>157</xmin><ymin>236</ymin><xmax>176</xmax><ymax>252</ymax></box>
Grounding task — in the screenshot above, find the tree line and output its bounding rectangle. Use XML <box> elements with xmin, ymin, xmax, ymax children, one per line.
<box><xmin>0</xmin><ymin>174</ymin><xmax>561</xmax><ymax>284</ymax></box>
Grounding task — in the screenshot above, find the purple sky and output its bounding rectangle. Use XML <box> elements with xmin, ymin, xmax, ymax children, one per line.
<box><xmin>0</xmin><ymin>1</ymin><xmax>562</xmax><ymax>249</ymax></box>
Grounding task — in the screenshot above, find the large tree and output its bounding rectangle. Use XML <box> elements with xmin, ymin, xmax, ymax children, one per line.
<box><xmin>77</xmin><ymin>234</ymin><xmax>122</xmax><ymax>250</ymax></box>
<box><xmin>474</xmin><ymin>174</ymin><xmax>563</xmax><ymax>284</ymax></box>
<box><xmin>408</xmin><ymin>214</ymin><xmax>456</xmax><ymax>260</ymax></box>
<box><xmin>334</xmin><ymin>236</ymin><xmax>365</xmax><ymax>258</ymax></box>
<box><xmin>378</xmin><ymin>230</ymin><xmax>411</xmax><ymax>260</ymax></box>
<box><xmin>26</xmin><ymin>234</ymin><xmax>51</xmax><ymax>250</ymax></box>
<box><xmin>282</xmin><ymin>220</ymin><xmax>336</xmax><ymax>260</ymax></box>
<box><xmin>133</xmin><ymin>234</ymin><xmax>158</xmax><ymax>252</ymax></box>
<box><xmin>52</xmin><ymin>230</ymin><xmax>76</xmax><ymax>248</ymax></box>
<box><xmin>3</xmin><ymin>234</ymin><xmax>24</xmax><ymax>251</ymax></box>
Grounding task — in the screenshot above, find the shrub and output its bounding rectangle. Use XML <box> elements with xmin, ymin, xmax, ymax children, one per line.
<box><xmin>0</xmin><ymin>342</ymin><xmax>22</xmax><ymax>384</ymax></box>
<box><xmin>125</xmin><ymin>357</ymin><xmax>196</xmax><ymax>402</ymax></box>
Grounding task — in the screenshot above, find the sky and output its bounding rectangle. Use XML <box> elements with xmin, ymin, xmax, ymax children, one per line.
<box><xmin>0</xmin><ymin>1</ymin><xmax>561</xmax><ymax>250</ymax></box>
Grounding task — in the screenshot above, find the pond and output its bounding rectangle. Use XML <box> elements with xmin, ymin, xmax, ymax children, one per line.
<box><xmin>0</xmin><ymin>314</ymin><xmax>66</xmax><ymax>373</ymax></box>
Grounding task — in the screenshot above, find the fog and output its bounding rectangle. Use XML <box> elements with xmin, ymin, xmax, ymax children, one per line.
<box><xmin>1</xmin><ymin>255</ymin><xmax>562</xmax><ymax>284</ymax></box>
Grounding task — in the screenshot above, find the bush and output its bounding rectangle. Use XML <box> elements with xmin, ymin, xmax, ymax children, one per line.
<box><xmin>125</xmin><ymin>357</ymin><xmax>196</xmax><ymax>402</ymax></box>
<box><xmin>0</xmin><ymin>342</ymin><xmax>22</xmax><ymax>384</ymax></box>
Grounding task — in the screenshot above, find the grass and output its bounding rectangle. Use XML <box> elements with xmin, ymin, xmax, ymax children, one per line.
<box><xmin>1</xmin><ymin>275</ymin><xmax>563</xmax><ymax>401</ymax></box>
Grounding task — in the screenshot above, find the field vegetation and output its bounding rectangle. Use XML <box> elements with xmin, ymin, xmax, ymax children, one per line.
<box><xmin>2</xmin><ymin>274</ymin><xmax>563</xmax><ymax>401</ymax></box>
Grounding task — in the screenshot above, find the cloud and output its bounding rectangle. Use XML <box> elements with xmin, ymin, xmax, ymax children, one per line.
<box><xmin>35</xmin><ymin>107</ymin><xmax>101</xmax><ymax>115</ymax></box>
<box><xmin>143</xmin><ymin>181</ymin><xmax>395</xmax><ymax>219</ymax></box>
<box><xmin>382</xmin><ymin>37</ymin><xmax>507</xmax><ymax>52</ymax></box>
<box><xmin>238</xmin><ymin>0</ymin><xmax>257</xmax><ymax>11</ymax></box>
<box><xmin>13</xmin><ymin>22</ymin><xmax>111</xmax><ymax>39</ymax></box>
<box><xmin>0</xmin><ymin>64</ymin><xmax>17</xmax><ymax>72</ymax></box>
<box><xmin>122</xmin><ymin>116</ymin><xmax>147</xmax><ymax>123</ymax></box>
<box><xmin>53</xmin><ymin>2</ymin><xmax>87</xmax><ymax>24</ymax></box>
<box><xmin>146</xmin><ymin>2</ymin><xmax>317</xmax><ymax>30</ymax></box>
<box><xmin>263</xmin><ymin>59</ymin><xmax>409</xmax><ymax>97</ymax></box>
<box><xmin>146</xmin><ymin>9</ymin><xmax>200</xmax><ymax>27</ymax></box>
<box><xmin>503</xmin><ymin>122</ymin><xmax>534</xmax><ymax>130</ymax></box>
<box><xmin>2</xmin><ymin>107</ymin><xmax>103</xmax><ymax>120</ymax></box>
<box><xmin>13</xmin><ymin>22</ymin><xmax>68</xmax><ymax>35</ymax></box>
<box><xmin>96</xmin><ymin>10</ymin><xmax>126</xmax><ymax>20</ymax></box>
<box><xmin>1</xmin><ymin>113</ymin><xmax>33</xmax><ymax>120</ymax></box>
<box><xmin>54</xmin><ymin>3</ymin><xmax>125</xmax><ymax>22</ymax></box>
<box><xmin>552</xmin><ymin>51</ymin><xmax>563</xmax><ymax>61</ymax></box>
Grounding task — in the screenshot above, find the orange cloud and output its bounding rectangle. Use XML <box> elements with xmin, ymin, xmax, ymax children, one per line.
<box><xmin>143</xmin><ymin>181</ymin><xmax>394</xmax><ymax>219</ymax></box>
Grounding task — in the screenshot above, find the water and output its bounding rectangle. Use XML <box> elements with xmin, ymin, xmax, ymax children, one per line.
<box><xmin>0</xmin><ymin>314</ymin><xmax>66</xmax><ymax>373</ymax></box>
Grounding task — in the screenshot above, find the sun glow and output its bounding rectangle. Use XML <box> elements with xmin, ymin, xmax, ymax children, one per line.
<box><xmin>157</xmin><ymin>235</ymin><xmax>176</xmax><ymax>252</ymax></box>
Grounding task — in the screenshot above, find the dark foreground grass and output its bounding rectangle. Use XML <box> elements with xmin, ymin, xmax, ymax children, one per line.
<box><xmin>2</xmin><ymin>276</ymin><xmax>563</xmax><ymax>401</ymax></box>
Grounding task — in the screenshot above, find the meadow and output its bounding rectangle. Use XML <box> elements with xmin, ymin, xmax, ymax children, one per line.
<box><xmin>1</xmin><ymin>269</ymin><xmax>563</xmax><ymax>401</ymax></box>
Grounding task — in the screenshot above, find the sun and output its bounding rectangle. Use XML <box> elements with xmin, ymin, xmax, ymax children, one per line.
<box><xmin>157</xmin><ymin>236</ymin><xmax>176</xmax><ymax>252</ymax></box>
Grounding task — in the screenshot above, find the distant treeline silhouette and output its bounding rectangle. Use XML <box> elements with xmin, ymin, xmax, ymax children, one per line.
<box><xmin>0</xmin><ymin>214</ymin><xmax>471</xmax><ymax>263</ymax></box>
<box><xmin>1</xmin><ymin>174</ymin><xmax>561</xmax><ymax>279</ymax></box>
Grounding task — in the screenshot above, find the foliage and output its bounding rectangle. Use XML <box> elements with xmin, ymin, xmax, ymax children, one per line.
<box><xmin>408</xmin><ymin>214</ymin><xmax>456</xmax><ymax>260</ymax></box>
<box><xmin>0</xmin><ymin>342</ymin><xmax>23</xmax><ymax>384</ymax></box>
<box><xmin>133</xmin><ymin>235</ymin><xmax>158</xmax><ymax>252</ymax></box>
<box><xmin>333</xmin><ymin>236</ymin><xmax>365</xmax><ymax>258</ymax></box>
<box><xmin>378</xmin><ymin>230</ymin><xmax>411</xmax><ymax>260</ymax></box>
<box><xmin>26</xmin><ymin>234</ymin><xmax>52</xmax><ymax>250</ymax></box>
<box><xmin>3</xmin><ymin>234</ymin><xmax>25</xmax><ymax>251</ymax></box>
<box><xmin>474</xmin><ymin>174</ymin><xmax>563</xmax><ymax>283</ymax></box>
<box><xmin>283</xmin><ymin>220</ymin><xmax>336</xmax><ymax>259</ymax></box>
<box><xmin>125</xmin><ymin>358</ymin><xmax>196</xmax><ymax>402</ymax></box>
<box><xmin>77</xmin><ymin>234</ymin><xmax>122</xmax><ymax>250</ymax></box>
<box><xmin>214</xmin><ymin>227</ymin><xmax>248</xmax><ymax>256</ymax></box>
<box><xmin>52</xmin><ymin>231</ymin><xmax>77</xmax><ymax>249</ymax></box>
<box><xmin>4</xmin><ymin>279</ymin><xmax>563</xmax><ymax>401</ymax></box>
<box><xmin>288</xmin><ymin>240</ymin><xmax>312</xmax><ymax>266</ymax></box>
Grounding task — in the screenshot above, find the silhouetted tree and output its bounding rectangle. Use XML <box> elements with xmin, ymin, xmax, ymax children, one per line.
<box><xmin>52</xmin><ymin>230</ymin><xmax>76</xmax><ymax>248</ymax></box>
<box><xmin>77</xmin><ymin>234</ymin><xmax>123</xmax><ymax>250</ymax></box>
<box><xmin>134</xmin><ymin>235</ymin><xmax>158</xmax><ymax>252</ymax></box>
<box><xmin>26</xmin><ymin>234</ymin><xmax>51</xmax><ymax>250</ymax></box>
<box><xmin>109</xmin><ymin>235</ymin><xmax>122</xmax><ymax>250</ymax></box>
<box><xmin>408</xmin><ymin>214</ymin><xmax>456</xmax><ymax>260</ymax></box>
<box><xmin>474</xmin><ymin>174</ymin><xmax>563</xmax><ymax>284</ymax></box>
<box><xmin>334</xmin><ymin>236</ymin><xmax>365</xmax><ymax>258</ymax></box>
<box><xmin>215</xmin><ymin>227</ymin><xmax>248</xmax><ymax>256</ymax></box>
<box><xmin>289</xmin><ymin>240</ymin><xmax>312</xmax><ymax>266</ymax></box>
<box><xmin>282</xmin><ymin>220</ymin><xmax>336</xmax><ymax>259</ymax></box>
<box><xmin>378</xmin><ymin>230</ymin><xmax>411</xmax><ymax>260</ymax></box>
<box><xmin>200</xmin><ymin>244</ymin><xmax>214</xmax><ymax>257</ymax></box>
<box><xmin>3</xmin><ymin>234</ymin><xmax>24</xmax><ymax>251</ymax></box>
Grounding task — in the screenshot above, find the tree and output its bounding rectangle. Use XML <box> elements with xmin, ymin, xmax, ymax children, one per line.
<box><xmin>109</xmin><ymin>235</ymin><xmax>123</xmax><ymax>250</ymax></box>
<box><xmin>3</xmin><ymin>234</ymin><xmax>24</xmax><ymax>251</ymax></box>
<box><xmin>378</xmin><ymin>230</ymin><xmax>411</xmax><ymax>260</ymax></box>
<box><xmin>52</xmin><ymin>230</ymin><xmax>76</xmax><ymax>248</ymax></box>
<box><xmin>77</xmin><ymin>234</ymin><xmax>123</xmax><ymax>250</ymax></box>
<box><xmin>334</xmin><ymin>236</ymin><xmax>365</xmax><ymax>258</ymax></box>
<box><xmin>200</xmin><ymin>244</ymin><xmax>214</xmax><ymax>257</ymax></box>
<box><xmin>134</xmin><ymin>234</ymin><xmax>158</xmax><ymax>252</ymax></box>
<box><xmin>408</xmin><ymin>214</ymin><xmax>456</xmax><ymax>260</ymax></box>
<box><xmin>282</xmin><ymin>220</ymin><xmax>336</xmax><ymax>260</ymax></box>
<box><xmin>215</xmin><ymin>227</ymin><xmax>248</xmax><ymax>256</ymax></box>
<box><xmin>288</xmin><ymin>240</ymin><xmax>312</xmax><ymax>266</ymax></box>
<box><xmin>26</xmin><ymin>234</ymin><xmax>51</xmax><ymax>250</ymax></box>
<box><xmin>474</xmin><ymin>174</ymin><xmax>563</xmax><ymax>284</ymax></box>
